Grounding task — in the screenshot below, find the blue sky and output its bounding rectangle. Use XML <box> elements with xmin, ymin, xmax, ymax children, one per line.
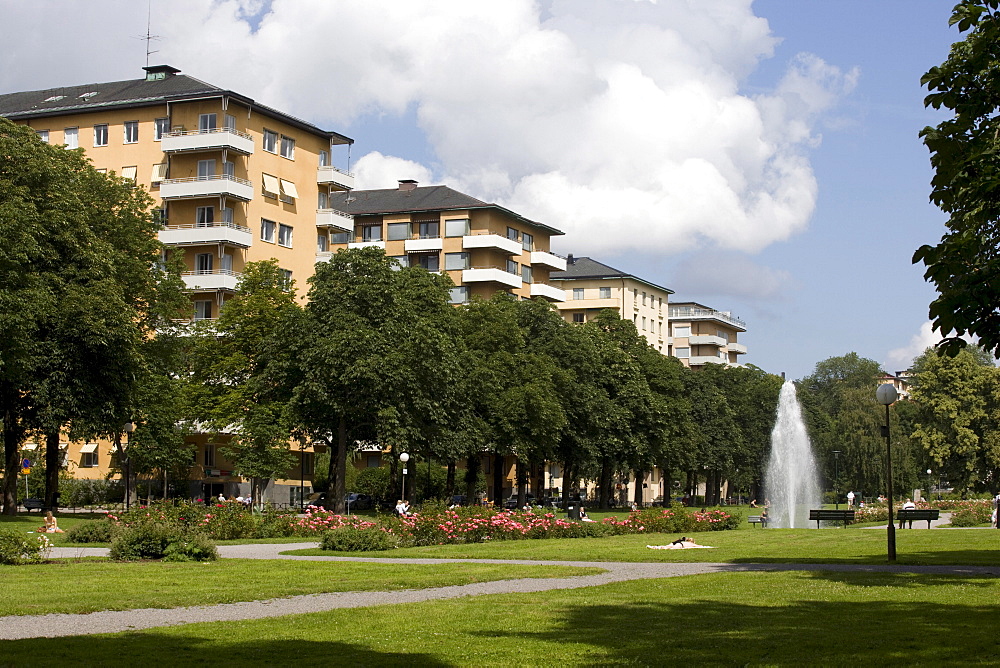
<box><xmin>0</xmin><ymin>1</ymin><xmax>964</xmax><ymax>380</ymax></box>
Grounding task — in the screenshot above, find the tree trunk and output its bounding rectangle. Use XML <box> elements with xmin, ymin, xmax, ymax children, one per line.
<box><xmin>445</xmin><ymin>460</ymin><xmax>456</xmax><ymax>498</ymax></box>
<box><xmin>561</xmin><ymin>460</ymin><xmax>573</xmax><ymax>509</ymax></box>
<box><xmin>531</xmin><ymin>460</ymin><xmax>545</xmax><ymax>503</ymax></box>
<box><xmin>333</xmin><ymin>418</ymin><xmax>348</xmax><ymax>513</ymax></box>
<box><xmin>515</xmin><ymin>458</ymin><xmax>526</xmax><ymax>506</ymax></box>
<box><xmin>2</xmin><ymin>402</ymin><xmax>21</xmax><ymax>515</ymax></box>
<box><xmin>463</xmin><ymin>453</ymin><xmax>480</xmax><ymax>502</ymax></box>
<box><xmin>633</xmin><ymin>469</ymin><xmax>645</xmax><ymax>507</ymax></box>
<box><xmin>599</xmin><ymin>458</ymin><xmax>612</xmax><ymax>509</ymax></box>
<box><xmin>492</xmin><ymin>453</ymin><xmax>505</xmax><ymax>506</ymax></box>
<box><xmin>45</xmin><ymin>429</ymin><xmax>60</xmax><ymax>510</ymax></box>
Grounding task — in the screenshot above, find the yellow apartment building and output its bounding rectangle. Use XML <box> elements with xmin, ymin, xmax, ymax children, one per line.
<box><xmin>550</xmin><ymin>256</ymin><xmax>674</xmax><ymax>353</ymax></box>
<box><xmin>327</xmin><ymin>180</ymin><xmax>566</xmax><ymax>303</ymax></box>
<box><xmin>668</xmin><ymin>302</ymin><xmax>748</xmax><ymax>368</ymax></box>
<box><xmin>0</xmin><ymin>64</ymin><xmax>354</xmax><ymax>503</ymax></box>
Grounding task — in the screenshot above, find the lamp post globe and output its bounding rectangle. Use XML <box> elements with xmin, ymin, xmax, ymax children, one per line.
<box><xmin>876</xmin><ymin>383</ymin><xmax>898</xmax><ymax>562</ymax></box>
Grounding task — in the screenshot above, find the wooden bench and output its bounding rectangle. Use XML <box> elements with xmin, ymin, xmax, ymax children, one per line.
<box><xmin>809</xmin><ymin>509</ymin><xmax>855</xmax><ymax>528</ymax></box>
<box><xmin>748</xmin><ymin>515</ymin><xmax>768</xmax><ymax>527</ymax></box>
<box><xmin>896</xmin><ymin>509</ymin><xmax>940</xmax><ymax>529</ymax></box>
<box><xmin>20</xmin><ymin>498</ymin><xmax>44</xmax><ymax>512</ymax></box>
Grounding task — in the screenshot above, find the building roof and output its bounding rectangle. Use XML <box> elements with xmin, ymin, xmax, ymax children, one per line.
<box><xmin>0</xmin><ymin>65</ymin><xmax>352</xmax><ymax>145</ymax></box>
<box><xmin>329</xmin><ymin>184</ymin><xmax>564</xmax><ymax>236</ymax></box>
<box><xmin>550</xmin><ymin>256</ymin><xmax>674</xmax><ymax>294</ymax></box>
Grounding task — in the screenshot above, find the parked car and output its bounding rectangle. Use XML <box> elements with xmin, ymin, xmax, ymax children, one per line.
<box><xmin>504</xmin><ymin>494</ymin><xmax>536</xmax><ymax>509</ymax></box>
<box><xmin>345</xmin><ymin>493</ymin><xmax>373</xmax><ymax>510</ymax></box>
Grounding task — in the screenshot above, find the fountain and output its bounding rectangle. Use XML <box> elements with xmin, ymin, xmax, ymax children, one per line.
<box><xmin>764</xmin><ymin>380</ymin><xmax>820</xmax><ymax>528</ymax></box>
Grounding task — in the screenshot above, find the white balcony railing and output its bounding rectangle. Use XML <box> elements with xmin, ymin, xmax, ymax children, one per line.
<box><xmin>348</xmin><ymin>240</ymin><xmax>386</xmax><ymax>250</ymax></box>
<box><xmin>462</xmin><ymin>234</ymin><xmax>523</xmax><ymax>255</ymax></box>
<box><xmin>158</xmin><ymin>222</ymin><xmax>253</xmax><ymax>248</ymax></box>
<box><xmin>317</xmin><ymin>166</ymin><xmax>355</xmax><ymax>191</ymax></box>
<box><xmin>316</xmin><ymin>208</ymin><xmax>354</xmax><ymax>232</ymax></box>
<box><xmin>728</xmin><ymin>342</ymin><xmax>748</xmax><ymax>354</ymax></box>
<box><xmin>668</xmin><ymin>307</ymin><xmax>746</xmax><ymax>331</ymax></box>
<box><xmin>404</xmin><ymin>237</ymin><xmax>444</xmax><ymax>252</ymax></box>
<box><xmin>161</xmin><ymin>128</ymin><xmax>254</xmax><ymax>155</ymax></box>
<box><xmin>181</xmin><ymin>269</ymin><xmax>241</xmax><ymax>292</ymax></box>
<box><xmin>529</xmin><ymin>282</ymin><xmax>566</xmax><ymax>301</ymax></box>
<box><xmin>462</xmin><ymin>267</ymin><xmax>522</xmax><ymax>289</ymax></box>
<box><xmin>688</xmin><ymin>355</ymin><xmax>728</xmax><ymax>367</ymax></box>
<box><xmin>689</xmin><ymin>335</ymin><xmax>728</xmax><ymax>347</ymax></box>
<box><xmin>530</xmin><ymin>250</ymin><xmax>567</xmax><ymax>271</ymax></box>
<box><xmin>160</xmin><ymin>175</ymin><xmax>254</xmax><ymax>202</ymax></box>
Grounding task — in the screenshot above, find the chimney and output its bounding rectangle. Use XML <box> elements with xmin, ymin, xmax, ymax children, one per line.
<box><xmin>143</xmin><ymin>65</ymin><xmax>181</xmax><ymax>81</ymax></box>
<box><xmin>398</xmin><ymin>179</ymin><xmax>418</xmax><ymax>192</ymax></box>
<box><xmin>567</xmin><ymin>253</ymin><xmax>575</xmax><ymax>265</ymax></box>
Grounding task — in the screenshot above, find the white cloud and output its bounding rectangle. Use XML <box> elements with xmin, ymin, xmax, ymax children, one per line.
<box><xmin>353</xmin><ymin>152</ymin><xmax>434</xmax><ymax>191</ymax></box>
<box><xmin>668</xmin><ymin>252</ymin><xmax>793</xmax><ymax>301</ymax></box>
<box><xmin>1</xmin><ymin>0</ymin><xmax>857</xmax><ymax>258</ymax></box>
<box><xmin>885</xmin><ymin>321</ymin><xmax>942</xmax><ymax>372</ymax></box>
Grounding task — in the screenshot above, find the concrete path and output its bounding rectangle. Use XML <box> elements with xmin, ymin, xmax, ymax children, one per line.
<box><xmin>5</xmin><ymin>541</ymin><xmax>998</xmax><ymax>641</ymax></box>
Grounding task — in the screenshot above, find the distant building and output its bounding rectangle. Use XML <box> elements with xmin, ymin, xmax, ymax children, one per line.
<box><xmin>668</xmin><ymin>302</ymin><xmax>747</xmax><ymax>368</ymax></box>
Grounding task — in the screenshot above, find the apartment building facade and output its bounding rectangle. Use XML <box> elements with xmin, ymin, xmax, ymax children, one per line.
<box><xmin>326</xmin><ymin>181</ymin><xmax>566</xmax><ymax>303</ymax></box>
<box><xmin>668</xmin><ymin>302</ymin><xmax>747</xmax><ymax>368</ymax></box>
<box><xmin>550</xmin><ymin>256</ymin><xmax>674</xmax><ymax>353</ymax></box>
<box><xmin>0</xmin><ymin>65</ymin><xmax>354</xmax><ymax>502</ymax></box>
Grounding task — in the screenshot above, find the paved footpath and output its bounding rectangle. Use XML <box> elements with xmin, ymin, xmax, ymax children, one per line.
<box><xmin>3</xmin><ymin>542</ymin><xmax>997</xmax><ymax>641</ymax></box>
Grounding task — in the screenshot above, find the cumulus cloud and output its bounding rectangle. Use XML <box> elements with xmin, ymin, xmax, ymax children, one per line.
<box><xmin>884</xmin><ymin>321</ymin><xmax>948</xmax><ymax>372</ymax></box>
<box><xmin>668</xmin><ymin>252</ymin><xmax>793</xmax><ymax>301</ymax></box>
<box><xmin>1</xmin><ymin>0</ymin><xmax>857</xmax><ymax>258</ymax></box>
<box><xmin>354</xmin><ymin>152</ymin><xmax>434</xmax><ymax>190</ymax></box>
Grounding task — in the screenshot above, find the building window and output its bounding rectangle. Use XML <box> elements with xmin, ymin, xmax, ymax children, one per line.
<box><xmin>599</xmin><ymin>287</ymin><xmax>611</xmax><ymax>299</ymax></box>
<box><xmin>330</xmin><ymin>230</ymin><xmax>350</xmax><ymax>244</ymax></box>
<box><xmin>410</xmin><ymin>253</ymin><xmax>439</xmax><ymax>271</ymax></box>
<box><xmin>319</xmin><ymin>150</ymin><xmax>329</xmax><ymax>167</ymax></box>
<box><xmin>573</xmin><ymin>313</ymin><xmax>585</xmax><ymax>323</ymax></box>
<box><xmin>673</xmin><ymin>325</ymin><xmax>690</xmax><ymax>338</ymax></box>
<box><xmin>362</xmin><ymin>225</ymin><xmax>382</xmax><ymax>242</ymax></box>
<box><xmin>418</xmin><ymin>221</ymin><xmax>439</xmax><ymax>239</ymax></box>
<box><xmin>445</xmin><ymin>219</ymin><xmax>470</xmax><ymax>237</ymax></box>
<box><xmin>199</xmin><ymin>114</ymin><xmax>217</xmax><ymax>132</ymax></box>
<box><xmin>444</xmin><ymin>252</ymin><xmax>469</xmax><ymax>271</ymax></box>
<box><xmin>224</xmin><ymin>114</ymin><xmax>236</xmax><ymax>131</ymax></box>
<box><xmin>279</xmin><ymin>179</ymin><xmax>298</xmax><ymax>202</ymax></box>
<box><xmin>506</xmin><ymin>259</ymin><xmax>519</xmax><ymax>275</ymax></box>
<box><xmin>387</xmin><ymin>222</ymin><xmax>411</xmax><ymax>241</ymax></box>
<box><xmin>279</xmin><ymin>269</ymin><xmax>293</xmax><ymax>291</ymax></box>
<box><xmin>194</xmin><ymin>300</ymin><xmax>213</xmax><ymax>320</ymax></box>
<box><xmin>522</xmin><ymin>265</ymin><xmax>532</xmax><ymax>284</ymax></box>
<box><xmin>123</xmin><ymin>121</ymin><xmax>139</xmax><ymax>144</ymax></box>
<box><xmin>120</xmin><ymin>166</ymin><xmax>137</xmax><ymax>183</ymax></box>
<box><xmin>196</xmin><ymin>206</ymin><xmax>214</xmax><ymax>227</ymax></box>
<box><xmin>154</xmin><ymin>118</ymin><xmax>169</xmax><ymax>140</ymax></box>
<box><xmin>389</xmin><ymin>255</ymin><xmax>408</xmax><ymax>269</ymax></box>
<box><xmin>221</xmin><ymin>207</ymin><xmax>234</xmax><ymax>224</ymax></box>
<box><xmin>81</xmin><ymin>447</ymin><xmax>99</xmax><ymax>468</ymax></box>
<box><xmin>151</xmin><ymin>163</ymin><xmax>168</xmax><ymax>184</ymax></box>
<box><xmin>261</xmin><ymin>219</ymin><xmax>276</xmax><ymax>243</ymax></box>
<box><xmin>93</xmin><ymin>124</ymin><xmax>108</xmax><ymax>147</ymax></box>
<box><xmin>223</xmin><ymin>161</ymin><xmax>235</xmax><ymax>178</ymax></box>
<box><xmin>366</xmin><ymin>455</ymin><xmax>381</xmax><ymax>468</ymax></box>
<box><xmin>263</xmin><ymin>130</ymin><xmax>277</xmax><ymax>153</ymax></box>
<box><xmin>318</xmin><ymin>191</ymin><xmax>329</xmax><ymax>210</ymax></box>
<box><xmin>317</xmin><ymin>233</ymin><xmax>329</xmax><ymax>252</ymax></box>
<box><xmin>507</xmin><ymin>227</ymin><xmax>520</xmax><ymax>242</ymax></box>
<box><xmin>675</xmin><ymin>347</ymin><xmax>690</xmax><ymax>358</ymax></box>
<box><xmin>197</xmin><ymin>160</ymin><xmax>215</xmax><ymax>179</ymax></box>
<box><xmin>262</xmin><ymin>173</ymin><xmax>280</xmax><ymax>197</ymax></box>
<box><xmin>36</xmin><ymin>129</ymin><xmax>49</xmax><ymax>143</ymax></box>
<box><xmin>278</xmin><ymin>224</ymin><xmax>293</xmax><ymax>248</ymax></box>
<box><xmin>204</xmin><ymin>444</ymin><xmax>215</xmax><ymax>467</ymax></box>
<box><xmin>280</xmin><ymin>135</ymin><xmax>295</xmax><ymax>159</ymax></box>
<box><xmin>642</xmin><ymin>317</ymin><xmax>647</xmax><ymax>331</ymax></box>
<box><xmin>522</xmin><ymin>232</ymin><xmax>533</xmax><ymax>251</ymax></box>
<box><xmin>573</xmin><ymin>288</ymin><xmax>585</xmax><ymax>300</ymax></box>
<box><xmin>449</xmin><ymin>286</ymin><xmax>469</xmax><ymax>304</ymax></box>
<box><xmin>642</xmin><ymin>292</ymin><xmax>647</xmax><ymax>306</ymax></box>
<box><xmin>63</xmin><ymin>127</ymin><xmax>78</xmax><ymax>149</ymax></box>
<box><xmin>196</xmin><ymin>253</ymin><xmax>213</xmax><ymax>273</ymax></box>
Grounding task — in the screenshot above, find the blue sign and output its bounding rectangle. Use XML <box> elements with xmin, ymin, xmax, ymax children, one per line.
<box><xmin>21</xmin><ymin>458</ymin><xmax>31</xmax><ymax>468</ymax></box>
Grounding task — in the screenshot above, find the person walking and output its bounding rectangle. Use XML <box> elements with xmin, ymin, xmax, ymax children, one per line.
<box><xmin>847</xmin><ymin>490</ymin><xmax>855</xmax><ymax>507</ymax></box>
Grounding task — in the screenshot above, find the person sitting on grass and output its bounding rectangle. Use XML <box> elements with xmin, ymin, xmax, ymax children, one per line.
<box><xmin>40</xmin><ymin>511</ymin><xmax>64</xmax><ymax>534</ymax></box>
<box><xmin>579</xmin><ymin>507</ymin><xmax>594</xmax><ymax>522</ymax></box>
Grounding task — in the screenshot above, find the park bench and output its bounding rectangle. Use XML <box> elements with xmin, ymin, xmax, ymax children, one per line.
<box><xmin>896</xmin><ymin>509</ymin><xmax>940</xmax><ymax>529</ymax></box>
<box><xmin>20</xmin><ymin>498</ymin><xmax>44</xmax><ymax>512</ymax></box>
<box><xmin>748</xmin><ymin>515</ymin><xmax>768</xmax><ymax>527</ymax></box>
<box><xmin>809</xmin><ymin>509</ymin><xmax>855</xmax><ymax>528</ymax></box>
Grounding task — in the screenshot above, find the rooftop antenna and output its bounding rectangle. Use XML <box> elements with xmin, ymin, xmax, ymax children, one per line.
<box><xmin>136</xmin><ymin>0</ymin><xmax>161</xmax><ymax>67</ymax></box>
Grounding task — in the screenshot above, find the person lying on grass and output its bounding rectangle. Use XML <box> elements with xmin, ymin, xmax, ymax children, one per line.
<box><xmin>646</xmin><ymin>536</ymin><xmax>714</xmax><ymax>549</ymax></box>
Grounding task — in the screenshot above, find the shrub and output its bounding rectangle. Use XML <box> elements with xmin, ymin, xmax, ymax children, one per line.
<box><xmin>109</xmin><ymin>523</ymin><xmax>175</xmax><ymax>561</ymax></box>
<box><xmin>0</xmin><ymin>529</ymin><xmax>51</xmax><ymax>565</ymax></box>
<box><xmin>321</xmin><ymin>526</ymin><xmax>397</xmax><ymax>552</ymax></box>
<box><xmin>66</xmin><ymin>520</ymin><xmax>114</xmax><ymax>543</ymax></box>
<box><xmin>949</xmin><ymin>503</ymin><xmax>992</xmax><ymax>527</ymax></box>
<box><xmin>163</xmin><ymin>535</ymin><xmax>219</xmax><ymax>562</ymax></box>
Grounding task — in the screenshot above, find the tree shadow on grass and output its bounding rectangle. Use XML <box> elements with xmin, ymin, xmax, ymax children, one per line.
<box><xmin>0</xmin><ymin>636</ymin><xmax>450</xmax><ymax>668</ymax></box>
<box><xmin>727</xmin><ymin>548</ymin><xmax>1000</xmax><ymax>567</ymax></box>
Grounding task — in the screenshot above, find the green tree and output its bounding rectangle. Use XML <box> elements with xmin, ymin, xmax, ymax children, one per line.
<box><xmin>0</xmin><ymin>118</ymin><xmax>184</xmax><ymax>514</ymax></box>
<box><xmin>914</xmin><ymin>1</ymin><xmax>1000</xmax><ymax>357</ymax></box>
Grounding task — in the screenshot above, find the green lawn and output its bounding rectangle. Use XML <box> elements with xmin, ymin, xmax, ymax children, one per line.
<box><xmin>285</xmin><ymin>525</ymin><xmax>1000</xmax><ymax>566</ymax></box>
<box><xmin>0</xmin><ymin>512</ymin><xmax>107</xmax><ymax>545</ymax></box>
<box><xmin>0</xmin><ymin>560</ymin><xmax>601</xmax><ymax>616</ymax></box>
<box><xmin>4</xmin><ymin>570</ymin><xmax>997</xmax><ymax>665</ymax></box>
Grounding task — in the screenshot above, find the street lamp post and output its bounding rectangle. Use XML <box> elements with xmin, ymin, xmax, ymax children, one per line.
<box><xmin>300</xmin><ymin>440</ymin><xmax>306</xmax><ymax>513</ymax></box>
<box><xmin>400</xmin><ymin>452</ymin><xmax>410</xmax><ymax>503</ymax></box>
<box><xmin>832</xmin><ymin>451</ymin><xmax>842</xmax><ymax>510</ymax></box>
<box><xmin>123</xmin><ymin>422</ymin><xmax>135</xmax><ymax>511</ymax></box>
<box><xmin>926</xmin><ymin>468</ymin><xmax>933</xmax><ymax>504</ymax></box>
<box><xmin>876</xmin><ymin>384</ymin><xmax>898</xmax><ymax>562</ymax></box>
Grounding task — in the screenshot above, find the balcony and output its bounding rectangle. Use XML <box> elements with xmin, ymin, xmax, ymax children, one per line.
<box><xmin>316</xmin><ymin>208</ymin><xmax>354</xmax><ymax>232</ymax></box>
<box><xmin>317</xmin><ymin>166</ymin><xmax>355</xmax><ymax>191</ymax></box>
<box><xmin>161</xmin><ymin>128</ymin><xmax>254</xmax><ymax>155</ymax></box>
<box><xmin>405</xmin><ymin>237</ymin><xmax>444</xmax><ymax>252</ymax></box>
<box><xmin>315</xmin><ymin>251</ymin><xmax>333</xmax><ymax>263</ymax></box>
<box><xmin>462</xmin><ymin>267</ymin><xmax>522</xmax><ymax>289</ymax></box>
<box><xmin>689</xmin><ymin>335</ymin><xmax>728</xmax><ymax>347</ymax></box>
<box><xmin>348</xmin><ymin>240</ymin><xmax>386</xmax><ymax>250</ymax></box>
<box><xmin>160</xmin><ymin>175</ymin><xmax>254</xmax><ymax>202</ymax></box>
<box><xmin>728</xmin><ymin>342</ymin><xmax>748</xmax><ymax>355</ymax></box>
<box><xmin>158</xmin><ymin>222</ymin><xmax>253</xmax><ymax>248</ymax></box>
<box><xmin>689</xmin><ymin>356</ymin><xmax>727</xmax><ymax>367</ymax></box>
<box><xmin>181</xmin><ymin>269</ymin><xmax>241</xmax><ymax>292</ymax></box>
<box><xmin>530</xmin><ymin>251</ymin><xmax>567</xmax><ymax>271</ymax></box>
<box><xmin>668</xmin><ymin>306</ymin><xmax>746</xmax><ymax>331</ymax></box>
<box><xmin>462</xmin><ymin>234</ymin><xmax>523</xmax><ymax>255</ymax></box>
<box><xmin>529</xmin><ymin>283</ymin><xmax>566</xmax><ymax>301</ymax></box>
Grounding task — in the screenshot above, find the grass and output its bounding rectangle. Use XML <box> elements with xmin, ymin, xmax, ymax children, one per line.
<box><xmin>0</xmin><ymin>512</ymin><xmax>107</xmax><ymax>545</ymax></box>
<box><xmin>285</xmin><ymin>525</ymin><xmax>1000</xmax><ymax>566</ymax></box>
<box><xmin>3</xmin><ymin>570</ymin><xmax>998</xmax><ymax>665</ymax></box>
<box><xmin>0</xmin><ymin>560</ymin><xmax>602</xmax><ymax>616</ymax></box>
